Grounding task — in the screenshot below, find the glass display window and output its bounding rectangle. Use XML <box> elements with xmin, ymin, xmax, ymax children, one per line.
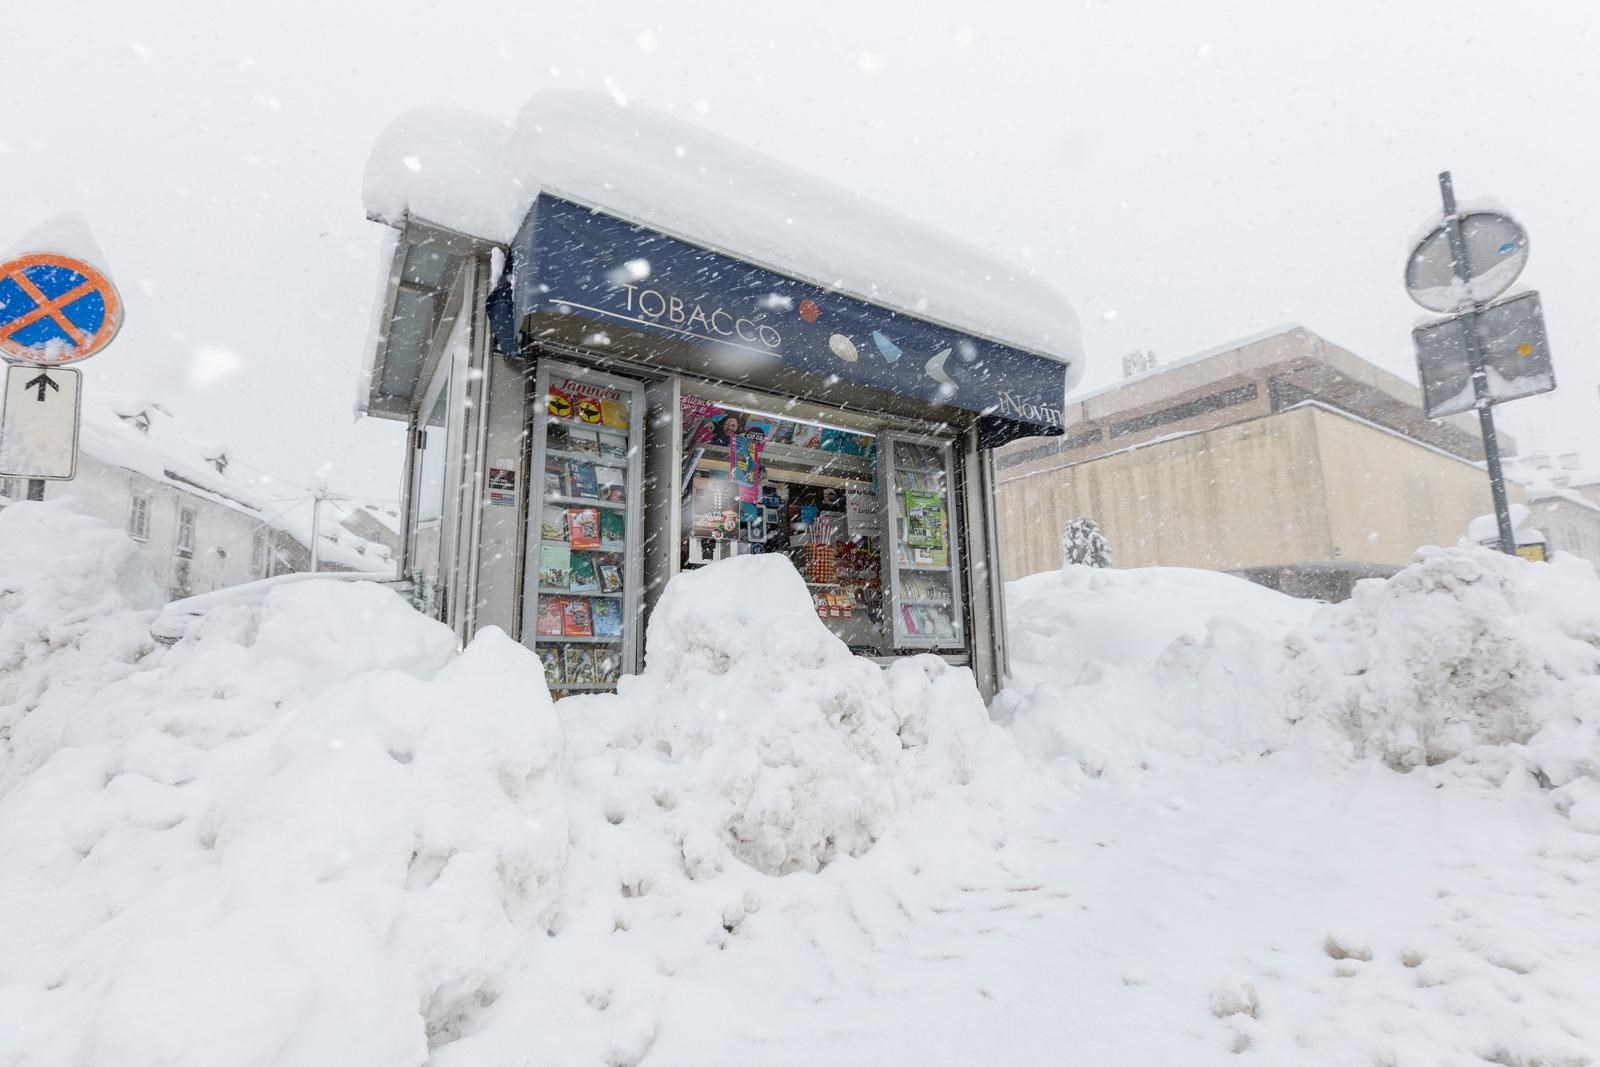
<box><xmin>676</xmin><ymin>392</ymin><xmax>966</xmax><ymax>656</ymax></box>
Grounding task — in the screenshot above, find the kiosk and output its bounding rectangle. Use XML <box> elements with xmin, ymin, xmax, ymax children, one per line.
<box><xmin>360</xmin><ymin>91</ymin><xmax>1084</xmax><ymax>698</ymax></box>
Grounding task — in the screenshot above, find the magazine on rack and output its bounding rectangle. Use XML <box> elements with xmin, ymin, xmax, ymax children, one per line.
<box><xmin>599</xmin><ymin>510</ymin><xmax>625</xmax><ymax>549</ymax></box>
<box><xmin>537</xmin><ymin>543</ymin><xmax>571</xmax><ymax>588</ymax></box>
<box><xmin>597</xmin><ymin>558</ymin><xmax>623</xmax><ymax>593</ymax></box>
<box><xmin>567</xmin><ymin>508</ymin><xmax>600</xmax><ymax>549</ymax></box>
<box><xmin>563</xmin><ymin>645</ymin><xmax>596</xmax><ymax>685</ymax></box>
<box><xmin>596</xmin><ymin>467</ymin><xmax>626</xmax><ymax>504</ymax></box>
<box><xmin>592</xmin><ymin>597</ymin><xmax>623</xmax><ymax>637</ymax></box>
<box><xmin>568</xmin><ymin>552</ymin><xmax>599</xmax><ymax>593</ymax></box>
<box><xmin>544</xmin><ymin>460</ymin><xmax>568</xmax><ymax>497</ymax></box>
<box><xmin>570</xmin><ymin>461</ymin><xmax>599</xmax><ymax>499</ymax></box>
<box><xmin>566</xmin><ymin>428</ymin><xmax>601</xmax><ymax>456</ymax></box>
<box><xmin>534</xmin><ymin>596</ymin><xmax>565</xmax><ymax>636</ymax></box>
<box><xmin>537</xmin><ymin>647</ymin><xmax>563</xmax><ymax>687</ymax></box>
<box><xmin>540</xmin><ymin>505</ymin><xmax>568</xmax><ymax>543</ymax></box>
<box><xmin>562</xmin><ymin>597</ymin><xmax>593</xmax><ymax>636</ymax></box>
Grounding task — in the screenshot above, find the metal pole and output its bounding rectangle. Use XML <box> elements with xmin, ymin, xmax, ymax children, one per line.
<box><xmin>310</xmin><ymin>490</ymin><xmax>323</xmax><ymax>573</ymax></box>
<box><xmin>1439</xmin><ymin>171</ymin><xmax>1517</xmax><ymax>556</ymax></box>
<box><xmin>26</xmin><ymin>478</ymin><xmax>43</xmax><ymax>501</ymax></box>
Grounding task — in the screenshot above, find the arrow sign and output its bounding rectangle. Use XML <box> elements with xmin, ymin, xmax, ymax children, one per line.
<box><xmin>24</xmin><ymin>372</ymin><xmax>60</xmax><ymax>401</ymax></box>
<box><xmin>0</xmin><ymin>364</ymin><xmax>81</xmax><ymax>480</ymax></box>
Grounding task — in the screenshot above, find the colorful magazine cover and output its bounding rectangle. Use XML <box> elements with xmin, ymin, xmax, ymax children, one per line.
<box><xmin>600</xmin><ymin>398</ymin><xmax>630</xmax><ymax>431</ymax></box>
<box><xmin>599</xmin><ymin>510</ymin><xmax>626</xmax><ymax>549</ymax></box>
<box><xmin>540</xmin><ymin>505</ymin><xmax>568</xmax><ymax>542</ymax></box>
<box><xmin>566</xmin><ymin>428</ymin><xmax>601</xmax><ymax>456</ymax></box>
<box><xmin>596</xmin><ymin>466</ymin><xmax>626</xmax><ymax>504</ymax></box>
<box><xmin>568</xmin><ymin>552</ymin><xmax>599</xmax><ymax>593</ymax></box>
<box><xmin>567</xmin><ymin>508</ymin><xmax>601</xmax><ymax>549</ymax></box>
<box><xmin>594</xmin><ymin>650</ymin><xmax>621</xmax><ymax>685</ymax></box>
<box><xmin>592</xmin><ymin>597</ymin><xmax>623</xmax><ymax>637</ymax></box>
<box><xmin>789</xmin><ymin>422</ymin><xmax>822</xmax><ymax>449</ymax></box>
<box><xmin>570</xmin><ymin>461</ymin><xmax>599</xmax><ymax>499</ymax></box>
<box><xmin>537</xmin><ymin>646</ymin><xmax>563</xmax><ymax>687</ymax></box>
<box><xmin>903</xmin><ymin>490</ymin><xmax>946</xmax><ymax>548</ymax></box>
<box><xmin>564</xmin><ymin>646</ymin><xmax>596</xmax><ymax>685</ymax></box>
<box><xmin>562</xmin><ymin>597</ymin><xmax>593</xmax><ymax>636</ymax></box>
<box><xmin>534</xmin><ymin>596</ymin><xmax>566</xmax><ymax>636</ymax></box>
<box><xmin>537</xmin><ymin>543</ymin><xmax>571</xmax><ymax>588</ymax></box>
<box><xmin>730</xmin><ymin>432</ymin><xmax>763</xmax><ymax>503</ymax></box>
<box><xmin>597</xmin><ymin>558</ymin><xmax>623</xmax><ymax>593</ymax></box>
<box><xmin>600</xmin><ymin>436</ymin><xmax>628</xmax><ymax>461</ymax></box>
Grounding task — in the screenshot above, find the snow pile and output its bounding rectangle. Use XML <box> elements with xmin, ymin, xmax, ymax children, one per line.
<box><xmin>365</xmin><ymin>89</ymin><xmax>1084</xmax><ymax>376</ymax></box>
<box><xmin>582</xmin><ymin>555</ymin><xmax>1001</xmax><ymax>877</ymax></box>
<box><xmin>997</xmin><ymin>564</ymin><xmax>1319</xmax><ymax>776</ymax></box>
<box><xmin>1302</xmin><ymin>548</ymin><xmax>1600</xmax><ymax>828</ymax></box>
<box><xmin>0</xmin><ymin>503</ymin><xmax>568</xmax><ymax>1063</ymax></box>
<box><xmin>1004</xmin><ymin>548</ymin><xmax>1600</xmax><ymax>830</ymax></box>
<box><xmin>1</xmin><ymin>508</ymin><xmax>1014</xmax><ymax>1065</ymax></box>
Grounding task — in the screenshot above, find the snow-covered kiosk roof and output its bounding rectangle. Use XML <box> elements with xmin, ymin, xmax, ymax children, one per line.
<box><xmin>361</xmin><ymin>90</ymin><xmax>1085</xmax><ymax>434</ymax></box>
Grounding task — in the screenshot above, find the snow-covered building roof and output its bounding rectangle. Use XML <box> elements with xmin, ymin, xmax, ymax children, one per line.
<box><xmin>363</xmin><ymin>89</ymin><xmax>1084</xmax><ymax>374</ymax></box>
<box><xmin>76</xmin><ymin>394</ymin><xmax>392</xmax><ymax>573</ymax></box>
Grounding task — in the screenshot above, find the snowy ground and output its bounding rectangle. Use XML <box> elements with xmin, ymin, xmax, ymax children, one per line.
<box><xmin>2</xmin><ymin>499</ymin><xmax>1598</xmax><ymax>1066</ymax></box>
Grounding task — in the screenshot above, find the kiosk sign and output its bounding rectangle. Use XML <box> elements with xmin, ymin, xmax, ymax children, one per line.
<box><xmin>508</xmin><ymin>194</ymin><xmax>1069</xmax><ymax>441</ymax></box>
<box><xmin>0</xmin><ymin>253</ymin><xmax>124</xmax><ymax>365</ymax></box>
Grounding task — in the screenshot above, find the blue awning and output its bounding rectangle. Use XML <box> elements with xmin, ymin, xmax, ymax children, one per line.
<box><xmin>492</xmin><ymin>194</ymin><xmax>1068</xmax><ymax>445</ymax></box>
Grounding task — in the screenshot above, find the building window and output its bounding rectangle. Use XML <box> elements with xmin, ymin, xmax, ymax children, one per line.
<box><xmin>176</xmin><ymin>507</ymin><xmax>196</xmax><ymax>556</ymax></box>
<box><xmin>128</xmin><ymin>496</ymin><xmax>151</xmax><ymax>541</ymax></box>
<box><xmin>251</xmin><ymin>528</ymin><xmax>269</xmax><ymax>578</ymax></box>
<box><xmin>0</xmin><ymin>477</ymin><xmax>18</xmax><ymax>499</ymax></box>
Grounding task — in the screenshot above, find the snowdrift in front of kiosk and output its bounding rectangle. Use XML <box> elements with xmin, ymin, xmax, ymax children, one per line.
<box><xmin>6</xmin><ymin>500</ymin><xmax>1600</xmax><ymax>1064</ymax></box>
<box><xmin>0</xmin><ymin>500</ymin><xmax>1017</xmax><ymax>1065</ymax></box>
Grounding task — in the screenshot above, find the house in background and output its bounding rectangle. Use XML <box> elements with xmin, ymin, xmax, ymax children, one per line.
<box><xmin>995</xmin><ymin>326</ymin><xmax>1600</xmax><ymax>599</ymax></box>
<box><xmin>0</xmin><ymin>394</ymin><xmax>394</xmax><ymax>600</ymax></box>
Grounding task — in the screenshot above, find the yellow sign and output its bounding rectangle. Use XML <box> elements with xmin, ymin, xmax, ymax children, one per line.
<box><xmin>1515</xmin><ymin>543</ymin><xmax>1547</xmax><ymax>563</ymax></box>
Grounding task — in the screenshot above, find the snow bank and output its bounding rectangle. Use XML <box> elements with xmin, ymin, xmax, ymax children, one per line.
<box><xmin>1003</xmin><ymin>549</ymin><xmax>1600</xmax><ymax>829</ymax></box>
<box><xmin>1</xmin><ymin>510</ymin><xmax>1013</xmax><ymax>1065</ymax></box>
<box><xmin>581</xmin><ymin>554</ymin><xmax>1002</xmax><ymax>877</ymax></box>
<box><xmin>365</xmin><ymin>89</ymin><xmax>1085</xmax><ymax>376</ymax></box>
<box><xmin>0</xmin><ymin>504</ymin><xmax>568</xmax><ymax>1064</ymax></box>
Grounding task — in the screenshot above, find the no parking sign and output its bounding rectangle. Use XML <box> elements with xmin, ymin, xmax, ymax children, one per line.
<box><xmin>0</xmin><ymin>252</ymin><xmax>123</xmax><ymax>365</ymax></box>
<box><xmin>0</xmin><ymin>248</ymin><xmax>123</xmax><ymax>484</ymax></box>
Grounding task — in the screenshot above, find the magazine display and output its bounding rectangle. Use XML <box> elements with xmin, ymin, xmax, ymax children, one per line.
<box><xmin>532</xmin><ymin>370</ymin><xmax>638</xmax><ymax>696</ymax></box>
<box><xmin>884</xmin><ymin>436</ymin><xmax>962</xmax><ymax>649</ymax></box>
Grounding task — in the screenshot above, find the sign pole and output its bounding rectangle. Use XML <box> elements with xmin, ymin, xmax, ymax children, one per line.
<box><xmin>1438</xmin><ymin>171</ymin><xmax>1517</xmax><ymax>556</ymax></box>
<box><xmin>26</xmin><ymin>479</ymin><xmax>44</xmax><ymax>501</ymax></box>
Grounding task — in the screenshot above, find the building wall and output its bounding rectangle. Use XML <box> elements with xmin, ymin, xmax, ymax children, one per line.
<box><xmin>994</xmin><ymin>404</ymin><xmax>1535</xmax><ymax>583</ymax></box>
<box><xmin>996</xmin><ymin>406</ymin><xmax>1335</xmax><ymax>579</ymax></box>
<box><xmin>1311</xmin><ymin>407</ymin><xmax>1510</xmax><ymax>566</ymax></box>
<box><xmin>1526</xmin><ymin>497</ymin><xmax>1600</xmax><ymax>566</ymax></box>
<box><xmin>47</xmin><ymin>454</ymin><xmax>272</xmax><ymax>598</ymax></box>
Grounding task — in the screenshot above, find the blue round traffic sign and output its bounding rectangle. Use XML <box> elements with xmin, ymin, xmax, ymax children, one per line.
<box><xmin>0</xmin><ymin>253</ymin><xmax>124</xmax><ymax>364</ymax></box>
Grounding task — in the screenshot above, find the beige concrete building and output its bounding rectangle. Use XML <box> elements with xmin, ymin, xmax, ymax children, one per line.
<box><xmin>992</xmin><ymin>326</ymin><xmax>1588</xmax><ymax>597</ymax></box>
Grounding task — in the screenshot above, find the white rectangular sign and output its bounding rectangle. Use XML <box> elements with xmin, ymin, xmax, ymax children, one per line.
<box><xmin>0</xmin><ymin>365</ymin><xmax>81</xmax><ymax>480</ymax></box>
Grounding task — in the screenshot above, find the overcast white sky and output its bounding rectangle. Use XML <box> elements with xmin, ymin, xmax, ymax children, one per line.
<box><xmin>5</xmin><ymin>1</ymin><xmax>1598</xmax><ymax>500</ymax></box>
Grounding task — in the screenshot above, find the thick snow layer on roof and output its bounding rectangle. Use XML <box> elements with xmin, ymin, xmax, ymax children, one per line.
<box><xmin>2</xmin><ymin>212</ymin><xmax>116</xmax><ymax>274</ymax></box>
<box><xmin>365</xmin><ymin>90</ymin><xmax>1084</xmax><ymax>376</ymax></box>
<box><xmin>76</xmin><ymin>395</ymin><xmax>390</xmax><ymax>573</ymax></box>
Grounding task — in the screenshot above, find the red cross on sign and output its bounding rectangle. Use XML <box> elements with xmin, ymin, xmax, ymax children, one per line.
<box><xmin>0</xmin><ymin>253</ymin><xmax>124</xmax><ymax>365</ymax></box>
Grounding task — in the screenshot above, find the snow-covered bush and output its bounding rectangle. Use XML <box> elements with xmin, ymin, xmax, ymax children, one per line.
<box><xmin>1061</xmin><ymin>516</ymin><xmax>1111</xmax><ymax>568</ymax></box>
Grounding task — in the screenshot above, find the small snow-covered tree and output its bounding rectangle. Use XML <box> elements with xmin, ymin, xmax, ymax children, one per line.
<box><xmin>1061</xmin><ymin>517</ymin><xmax>1111</xmax><ymax>568</ymax></box>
